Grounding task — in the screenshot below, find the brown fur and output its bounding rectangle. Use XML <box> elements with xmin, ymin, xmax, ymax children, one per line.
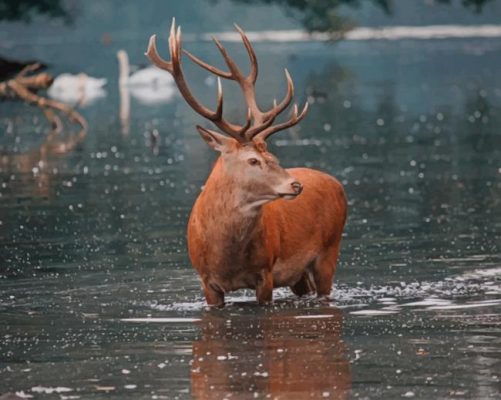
<box><xmin>188</xmin><ymin>151</ymin><xmax>347</xmax><ymax>306</ymax></box>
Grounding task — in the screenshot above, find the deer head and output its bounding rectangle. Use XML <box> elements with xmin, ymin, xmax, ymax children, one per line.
<box><xmin>146</xmin><ymin>19</ymin><xmax>308</xmax><ymax>204</ymax></box>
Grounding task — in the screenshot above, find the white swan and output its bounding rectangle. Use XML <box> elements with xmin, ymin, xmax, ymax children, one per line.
<box><xmin>117</xmin><ymin>49</ymin><xmax>174</xmax><ymax>89</ymax></box>
<box><xmin>117</xmin><ymin>50</ymin><xmax>176</xmax><ymax>134</ymax></box>
<box><xmin>48</xmin><ymin>73</ymin><xmax>107</xmax><ymax>107</ymax></box>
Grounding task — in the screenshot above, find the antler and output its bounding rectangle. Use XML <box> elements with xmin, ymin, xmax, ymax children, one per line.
<box><xmin>146</xmin><ymin>19</ymin><xmax>308</xmax><ymax>143</ymax></box>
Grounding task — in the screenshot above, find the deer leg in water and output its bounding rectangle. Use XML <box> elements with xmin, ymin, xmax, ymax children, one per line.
<box><xmin>312</xmin><ymin>241</ymin><xmax>341</xmax><ymax>298</ymax></box>
<box><xmin>256</xmin><ymin>270</ymin><xmax>273</xmax><ymax>305</ymax></box>
<box><xmin>202</xmin><ymin>280</ymin><xmax>225</xmax><ymax>307</ymax></box>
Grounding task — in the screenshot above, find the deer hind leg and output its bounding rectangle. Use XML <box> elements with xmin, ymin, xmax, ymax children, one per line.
<box><xmin>202</xmin><ymin>280</ymin><xmax>225</xmax><ymax>307</ymax></box>
<box><xmin>256</xmin><ymin>269</ymin><xmax>273</xmax><ymax>305</ymax></box>
<box><xmin>312</xmin><ymin>241</ymin><xmax>342</xmax><ymax>298</ymax></box>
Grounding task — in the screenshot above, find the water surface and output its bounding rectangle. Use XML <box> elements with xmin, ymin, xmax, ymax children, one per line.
<box><xmin>1</xmin><ymin>4</ymin><xmax>501</xmax><ymax>399</ymax></box>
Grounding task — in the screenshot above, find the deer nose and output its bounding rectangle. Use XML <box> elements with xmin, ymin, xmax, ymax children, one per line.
<box><xmin>291</xmin><ymin>181</ymin><xmax>303</xmax><ymax>194</ymax></box>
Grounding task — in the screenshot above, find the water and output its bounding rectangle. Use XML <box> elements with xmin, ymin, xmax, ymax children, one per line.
<box><xmin>1</xmin><ymin>2</ymin><xmax>501</xmax><ymax>399</ymax></box>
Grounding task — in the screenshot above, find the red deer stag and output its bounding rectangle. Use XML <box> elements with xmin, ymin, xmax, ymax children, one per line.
<box><xmin>146</xmin><ymin>19</ymin><xmax>347</xmax><ymax>306</ymax></box>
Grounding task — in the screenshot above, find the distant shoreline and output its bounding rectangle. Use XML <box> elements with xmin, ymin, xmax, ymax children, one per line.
<box><xmin>203</xmin><ymin>25</ymin><xmax>501</xmax><ymax>42</ymax></box>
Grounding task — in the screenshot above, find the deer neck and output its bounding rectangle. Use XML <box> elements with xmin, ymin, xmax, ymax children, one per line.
<box><xmin>198</xmin><ymin>158</ymin><xmax>265</xmax><ymax>254</ymax></box>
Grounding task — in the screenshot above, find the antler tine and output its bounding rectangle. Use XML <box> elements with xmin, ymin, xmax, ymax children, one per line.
<box><xmin>244</xmin><ymin>70</ymin><xmax>294</xmax><ymax>140</ymax></box>
<box><xmin>244</xmin><ymin>108</ymin><xmax>277</xmax><ymax>140</ymax></box>
<box><xmin>183</xmin><ymin>49</ymin><xmax>232</xmax><ymax>79</ymax></box>
<box><xmin>237</xmin><ymin>108</ymin><xmax>252</xmax><ymax>135</ymax></box>
<box><xmin>254</xmin><ymin>102</ymin><xmax>309</xmax><ymax>142</ymax></box>
<box><xmin>182</xmin><ymin>26</ymin><xmax>265</xmax><ymax>130</ymax></box>
<box><xmin>182</xmin><ymin>24</ymin><xmax>257</xmax><ymax>85</ymax></box>
<box><xmin>234</xmin><ymin>24</ymin><xmax>258</xmax><ymax>84</ymax></box>
<box><xmin>169</xmin><ymin>19</ymin><xmax>177</xmax><ymax>57</ymax></box>
<box><xmin>172</xmin><ymin>24</ymin><xmax>266</xmax><ymax>132</ymax></box>
<box><xmin>181</xmin><ymin>25</ymin><xmax>255</xmax><ymax>83</ymax></box>
<box><xmin>262</xmin><ymin>69</ymin><xmax>294</xmax><ymax>122</ymax></box>
<box><xmin>176</xmin><ymin>25</ymin><xmax>183</xmax><ymax>59</ymax></box>
<box><xmin>170</xmin><ymin>22</ymin><xmax>183</xmax><ymax>65</ymax></box>
<box><xmin>146</xmin><ymin>35</ymin><xmax>173</xmax><ymax>73</ymax></box>
<box><xmin>215</xmin><ymin>77</ymin><xmax>223</xmax><ymax>119</ymax></box>
<box><xmin>212</xmin><ymin>37</ymin><xmax>245</xmax><ymax>82</ymax></box>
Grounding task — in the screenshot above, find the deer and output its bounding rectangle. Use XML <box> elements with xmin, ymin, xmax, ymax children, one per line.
<box><xmin>146</xmin><ymin>19</ymin><xmax>347</xmax><ymax>306</ymax></box>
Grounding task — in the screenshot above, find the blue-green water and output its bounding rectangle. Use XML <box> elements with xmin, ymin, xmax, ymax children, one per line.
<box><xmin>1</xmin><ymin>1</ymin><xmax>501</xmax><ymax>399</ymax></box>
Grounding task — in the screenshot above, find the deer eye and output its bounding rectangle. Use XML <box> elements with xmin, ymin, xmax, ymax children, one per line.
<box><xmin>248</xmin><ymin>158</ymin><xmax>261</xmax><ymax>166</ymax></box>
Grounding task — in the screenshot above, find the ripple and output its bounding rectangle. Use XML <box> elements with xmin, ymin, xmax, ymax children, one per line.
<box><xmin>145</xmin><ymin>266</ymin><xmax>500</xmax><ymax>315</ymax></box>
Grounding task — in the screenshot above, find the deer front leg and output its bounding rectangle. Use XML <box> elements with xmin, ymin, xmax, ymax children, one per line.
<box><xmin>202</xmin><ymin>280</ymin><xmax>225</xmax><ymax>308</ymax></box>
<box><xmin>256</xmin><ymin>269</ymin><xmax>273</xmax><ymax>305</ymax></box>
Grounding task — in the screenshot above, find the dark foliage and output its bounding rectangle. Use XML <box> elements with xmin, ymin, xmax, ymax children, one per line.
<box><xmin>0</xmin><ymin>0</ymin><xmax>70</xmax><ymax>23</ymax></box>
<box><xmin>0</xmin><ymin>56</ymin><xmax>47</xmax><ymax>80</ymax></box>
<box><xmin>436</xmin><ymin>0</ymin><xmax>493</xmax><ymax>13</ymax></box>
<box><xmin>227</xmin><ymin>0</ymin><xmax>493</xmax><ymax>32</ymax></box>
<box><xmin>226</xmin><ymin>0</ymin><xmax>392</xmax><ymax>33</ymax></box>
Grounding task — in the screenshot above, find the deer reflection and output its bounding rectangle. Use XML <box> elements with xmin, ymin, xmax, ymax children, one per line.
<box><xmin>191</xmin><ymin>307</ymin><xmax>351</xmax><ymax>399</ymax></box>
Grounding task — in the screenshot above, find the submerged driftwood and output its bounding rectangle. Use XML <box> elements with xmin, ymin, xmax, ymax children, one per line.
<box><xmin>0</xmin><ymin>63</ymin><xmax>89</xmax><ymax>199</ymax></box>
<box><xmin>0</xmin><ymin>63</ymin><xmax>87</xmax><ymax>132</ymax></box>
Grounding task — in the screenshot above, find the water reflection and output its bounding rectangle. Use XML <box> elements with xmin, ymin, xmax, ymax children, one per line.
<box><xmin>117</xmin><ymin>49</ymin><xmax>176</xmax><ymax>135</ymax></box>
<box><xmin>1</xmin><ymin>2</ymin><xmax>501</xmax><ymax>397</ymax></box>
<box><xmin>192</xmin><ymin>308</ymin><xmax>350</xmax><ymax>399</ymax></box>
<box><xmin>0</xmin><ymin>128</ymin><xmax>86</xmax><ymax>200</ymax></box>
<box><xmin>0</xmin><ymin>104</ymin><xmax>87</xmax><ymax>202</ymax></box>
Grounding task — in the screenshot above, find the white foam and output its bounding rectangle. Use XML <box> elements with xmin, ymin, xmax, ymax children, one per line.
<box><xmin>203</xmin><ymin>25</ymin><xmax>501</xmax><ymax>43</ymax></box>
<box><xmin>149</xmin><ymin>301</ymin><xmax>207</xmax><ymax>312</ymax></box>
<box><xmin>14</xmin><ymin>392</ymin><xmax>33</xmax><ymax>399</ymax></box>
<box><xmin>401</xmin><ymin>298</ymin><xmax>453</xmax><ymax>307</ymax></box>
<box><xmin>457</xmin><ymin>267</ymin><xmax>501</xmax><ymax>280</ymax></box>
<box><xmin>31</xmin><ymin>386</ymin><xmax>72</xmax><ymax>394</ymax></box>
<box><xmin>350</xmin><ymin>309</ymin><xmax>399</xmax><ymax>316</ymax></box>
<box><xmin>294</xmin><ymin>314</ymin><xmax>336</xmax><ymax>319</ymax></box>
<box><xmin>426</xmin><ymin>299</ymin><xmax>501</xmax><ymax>311</ymax></box>
<box><xmin>120</xmin><ymin>317</ymin><xmax>201</xmax><ymax>323</ymax></box>
<box><xmin>429</xmin><ymin>255</ymin><xmax>491</xmax><ymax>263</ymax></box>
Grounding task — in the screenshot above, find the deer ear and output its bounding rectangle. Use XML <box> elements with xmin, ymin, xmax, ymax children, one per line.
<box><xmin>196</xmin><ymin>126</ymin><xmax>238</xmax><ymax>153</ymax></box>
